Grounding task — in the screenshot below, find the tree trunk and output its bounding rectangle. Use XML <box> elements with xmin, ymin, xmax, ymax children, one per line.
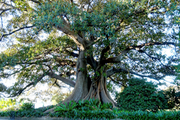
<box><xmin>83</xmin><ymin>66</ymin><xmax>116</xmax><ymax>107</ymax></box>
<box><xmin>64</xmin><ymin>49</ymin><xmax>90</xmax><ymax>103</ymax></box>
<box><xmin>45</xmin><ymin>50</ymin><xmax>115</xmax><ymax>114</ymax></box>
<box><xmin>64</xmin><ymin>61</ymin><xmax>115</xmax><ymax>107</ymax></box>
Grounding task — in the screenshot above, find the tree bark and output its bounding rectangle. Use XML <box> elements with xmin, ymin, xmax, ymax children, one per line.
<box><xmin>64</xmin><ymin>49</ymin><xmax>90</xmax><ymax>103</ymax></box>
<box><xmin>83</xmin><ymin>66</ymin><xmax>116</xmax><ymax>107</ymax></box>
<box><xmin>62</xmin><ymin>49</ymin><xmax>115</xmax><ymax>106</ymax></box>
<box><xmin>64</xmin><ymin>63</ymin><xmax>116</xmax><ymax>107</ymax></box>
<box><xmin>45</xmin><ymin>50</ymin><xmax>116</xmax><ymax>114</ymax></box>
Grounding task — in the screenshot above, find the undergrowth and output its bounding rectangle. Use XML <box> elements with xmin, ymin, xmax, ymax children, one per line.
<box><xmin>0</xmin><ymin>99</ymin><xmax>180</xmax><ymax>120</ymax></box>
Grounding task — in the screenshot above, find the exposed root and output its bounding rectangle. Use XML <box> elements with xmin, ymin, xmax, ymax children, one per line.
<box><xmin>83</xmin><ymin>74</ymin><xmax>116</xmax><ymax>108</ymax></box>
<box><xmin>44</xmin><ymin>107</ymin><xmax>56</xmax><ymax>114</ymax></box>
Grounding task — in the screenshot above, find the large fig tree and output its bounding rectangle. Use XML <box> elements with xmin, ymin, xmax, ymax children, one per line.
<box><xmin>0</xmin><ymin>0</ymin><xmax>179</xmax><ymax>107</ymax></box>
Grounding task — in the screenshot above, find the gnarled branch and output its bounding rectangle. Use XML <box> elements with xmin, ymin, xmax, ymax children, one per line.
<box><xmin>47</xmin><ymin>71</ymin><xmax>75</xmax><ymax>87</ymax></box>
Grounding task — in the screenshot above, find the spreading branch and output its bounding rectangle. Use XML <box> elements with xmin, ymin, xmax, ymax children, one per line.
<box><xmin>55</xmin><ymin>17</ymin><xmax>85</xmax><ymax>48</ymax></box>
<box><xmin>29</xmin><ymin>0</ymin><xmax>42</xmax><ymax>5</ymax></box>
<box><xmin>106</xmin><ymin>66</ymin><xmax>164</xmax><ymax>80</ymax></box>
<box><xmin>65</xmin><ymin>50</ymin><xmax>79</xmax><ymax>57</ymax></box>
<box><xmin>47</xmin><ymin>71</ymin><xmax>75</xmax><ymax>87</ymax></box>
<box><xmin>65</xmin><ymin>50</ymin><xmax>98</xmax><ymax>70</ymax></box>
<box><xmin>109</xmin><ymin>76</ymin><xmax>125</xmax><ymax>87</ymax></box>
<box><xmin>9</xmin><ymin>73</ymin><xmax>45</xmax><ymax>97</ymax></box>
<box><xmin>0</xmin><ymin>70</ymin><xmax>21</xmax><ymax>78</ymax></box>
<box><xmin>52</xmin><ymin>80</ymin><xmax>62</xmax><ymax>88</ymax></box>
<box><xmin>0</xmin><ymin>25</ymin><xmax>34</xmax><ymax>41</ymax></box>
<box><xmin>0</xmin><ymin>8</ymin><xmax>11</xmax><ymax>16</ymax></box>
<box><xmin>104</xmin><ymin>42</ymin><xmax>176</xmax><ymax>63</ymax></box>
<box><xmin>100</xmin><ymin>45</ymin><xmax>110</xmax><ymax>63</ymax></box>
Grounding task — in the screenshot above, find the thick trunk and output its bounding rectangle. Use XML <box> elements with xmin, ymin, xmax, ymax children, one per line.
<box><xmin>64</xmin><ymin>62</ymin><xmax>115</xmax><ymax>107</ymax></box>
<box><xmin>45</xmin><ymin>51</ymin><xmax>115</xmax><ymax>114</ymax></box>
<box><xmin>64</xmin><ymin>50</ymin><xmax>90</xmax><ymax>103</ymax></box>
<box><xmin>83</xmin><ymin>67</ymin><xmax>116</xmax><ymax>107</ymax></box>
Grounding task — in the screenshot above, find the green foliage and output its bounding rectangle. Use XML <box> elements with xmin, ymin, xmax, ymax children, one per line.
<box><xmin>0</xmin><ymin>83</ymin><xmax>6</xmax><ymax>92</ymax></box>
<box><xmin>51</xmin><ymin>92</ymin><xmax>71</xmax><ymax>105</ymax></box>
<box><xmin>116</xmin><ymin>110</ymin><xmax>180</xmax><ymax>120</ymax></box>
<box><xmin>115</xmin><ymin>78</ymin><xmax>168</xmax><ymax>112</ymax></box>
<box><xmin>0</xmin><ymin>99</ymin><xmax>16</xmax><ymax>111</ymax></box>
<box><xmin>54</xmin><ymin>99</ymin><xmax>113</xmax><ymax>119</ymax></box>
<box><xmin>0</xmin><ymin>102</ymin><xmax>48</xmax><ymax>117</ymax></box>
<box><xmin>55</xmin><ymin>99</ymin><xmax>113</xmax><ymax>112</ymax></box>
<box><xmin>162</xmin><ymin>87</ymin><xmax>180</xmax><ymax>109</ymax></box>
<box><xmin>20</xmin><ymin>102</ymin><xmax>34</xmax><ymax>110</ymax></box>
<box><xmin>175</xmin><ymin>64</ymin><xmax>180</xmax><ymax>85</ymax></box>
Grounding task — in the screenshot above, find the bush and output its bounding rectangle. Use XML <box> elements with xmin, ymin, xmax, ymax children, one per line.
<box><xmin>115</xmin><ymin>78</ymin><xmax>168</xmax><ymax>112</ymax></box>
<box><xmin>162</xmin><ymin>87</ymin><xmax>180</xmax><ymax>109</ymax></box>
<box><xmin>20</xmin><ymin>102</ymin><xmax>34</xmax><ymax>110</ymax></box>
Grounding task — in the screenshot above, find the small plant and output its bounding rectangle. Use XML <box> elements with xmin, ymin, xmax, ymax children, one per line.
<box><xmin>20</xmin><ymin>102</ymin><xmax>34</xmax><ymax>110</ymax></box>
<box><xmin>55</xmin><ymin>100</ymin><xmax>77</xmax><ymax>112</ymax></box>
<box><xmin>54</xmin><ymin>99</ymin><xmax>114</xmax><ymax>119</ymax></box>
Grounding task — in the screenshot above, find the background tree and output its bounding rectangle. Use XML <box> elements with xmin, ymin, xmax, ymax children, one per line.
<box><xmin>115</xmin><ymin>78</ymin><xmax>168</xmax><ymax>112</ymax></box>
<box><xmin>0</xmin><ymin>0</ymin><xmax>179</xmax><ymax>109</ymax></box>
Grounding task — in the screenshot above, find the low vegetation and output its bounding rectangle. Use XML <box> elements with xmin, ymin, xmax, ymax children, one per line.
<box><xmin>0</xmin><ymin>99</ymin><xmax>180</xmax><ymax>120</ymax></box>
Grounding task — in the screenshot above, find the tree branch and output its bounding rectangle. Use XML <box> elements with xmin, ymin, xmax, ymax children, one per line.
<box><xmin>65</xmin><ymin>50</ymin><xmax>79</xmax><ymax>57</ymax></box>
<box><xmin>100</xmin><ymin>45</ymin><xmax>110</xmax><ymax>63</ymax></box>
<box><xmin>106</xmin><ymin>66</ymin><xmax>164</xmax><ymax>80</ymax></box>
<box><xmin>0</xmin><ymin>8</ymin><xmax>11</xmax><ymax>16</ymax></box>
<box><xmin>0</xmin><ymin>25</ymin><xmax>34</xmax><ymax>41</ymax></box>
<box><xmin>87</xmin><ymin>54</ymin><xmax>98</xmax><ymax>70</ymax></box>
<box><xmin>0</xmin><ymin>70</ymin><xmax>21</xmax><ymax>78</ymax></box>
<box><xmin>109</xmin><ymin>76</ymin><xmax>125</xmax><ymax>87</ymax></box>
<box><xmin>55</xmin><ymin>16</ymin><xmax>85</xmax><ymax>48</ymax></box>
<box><xmin>46</xmin><ymin>71</ymin><xmax>75</xmax><ymax>87</ymax></box>
<box><xmin>29</xmin><ymin>0</ymin><xmax>42</xmax><ymax>5</ymax></box>
<box><xmin>65</xmin><ymin>49</ymin><xmax>98</xmax><ymax>70</ymax></box>
<box><xmin>9</xmin><ymin>73</ymin><xmax>46</xmax><ymax>97</ymax></box>
<box><xmin>52</xmin><ymin>80</ymin><xmax>62</xmax><ymax>89</ymax></box>
<box><xmin>104</xmin><ymin>42</ymin><xmax>176</xmax><ymax>63</ymax></box>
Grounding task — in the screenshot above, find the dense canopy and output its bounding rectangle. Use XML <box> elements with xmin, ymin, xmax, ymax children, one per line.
<box><xmin>0</xmin><ymin>0</ymin><xmax>179</xmax><ymax>106</ymax></box>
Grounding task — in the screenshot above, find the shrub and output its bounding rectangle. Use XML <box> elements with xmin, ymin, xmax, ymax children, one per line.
<box><xmin>162</xmin><ymin>87</ymin><xmax>180</xmax><ymax>109</ymax></box>
<box><xmin>115</xmin><ymin>78</ymin><xmax>168</xmax><ymax>112</ymax></box>
<box><xmin>20</xmin><ymin>102</ymin><xmax>34</xmax><ymax>110</ymax></box>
